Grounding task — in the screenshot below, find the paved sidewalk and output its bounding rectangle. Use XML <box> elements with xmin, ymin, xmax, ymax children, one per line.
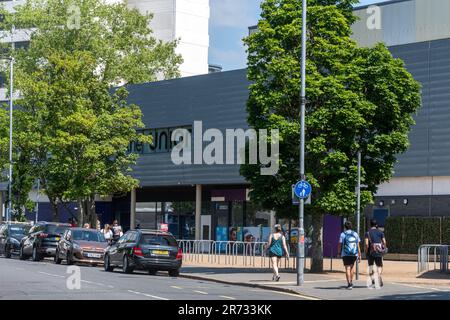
<box><xmin>180</xmin><ymin>266</ymin><xmax>450</xmax><ymax>300</ymax></box>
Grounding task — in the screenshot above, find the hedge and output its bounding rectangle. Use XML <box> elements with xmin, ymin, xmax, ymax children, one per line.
<box><xmin>443</xmin><ymin>217</ymin><xmax>450</xmax><ymax>244</ymax></box>
<box><xmin>384</xmin><ymin>216</ymin><xmax>403</xmax><ymax>254</ymax></box>
<box><xmin>384</xmin><ymin>216</ymin><xmax>448</xmax><ymax>254</ymax></box>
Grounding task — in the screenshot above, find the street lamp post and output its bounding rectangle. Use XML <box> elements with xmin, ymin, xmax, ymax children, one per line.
<box><xmin>356</xmin><ymin>151</ymin><xmax>361</xmax><ymax>280</ymax></box>
<box><xmin>297</xmin><ymin>0</ymin><xmax>307</xmax><ymax>286</ymax></box>
<box><xmin>35</xmin><ymin>178</ymin><xmax>40</xmax><ymax>223</ymax></box>
<box><xmin>7</xmin><ymin>56</ymin><xmax>13</xmax><ymax>224</ymax></box>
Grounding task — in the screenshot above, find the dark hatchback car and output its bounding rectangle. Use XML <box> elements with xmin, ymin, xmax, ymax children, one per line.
<box><xmin>55</xmin><ymin>228</ymin><xmax>108</xmax><ymax>266</ymax></box>
<box><xmin>0</xmin><ymin>223</ymin><xmax>31</xmax><ymax>258</ymax></box>
<box><xmin>104</xmin><ymin>229</ymin><xmax>182</xmax><ymax>276</ymax></box>
<box><xmin>20</xmin><ymin>222</ymin><xmax>71</xmax><ymax>261</ymax></box>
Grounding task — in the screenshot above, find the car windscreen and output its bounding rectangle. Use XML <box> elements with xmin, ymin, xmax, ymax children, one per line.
<box><xmin>140</xmin><ymin>234</ymin><xmax>177</xmax><ymax>247</ymax></box>
<box><xmin>45</xmin><ymin>225</ymin><xmax>70</xmax><ymax>235</ymax></box>
<box><xmin>72</xmin><ymin>230</ymin><xmax>106</xmax><ymax>242</ymax></box>
<box><xmin>9</xmin><ymin>225</ymin><xmax>30</xmax><ymax>236</ymax></box>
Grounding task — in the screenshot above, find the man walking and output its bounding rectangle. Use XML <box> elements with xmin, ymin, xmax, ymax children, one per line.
<box><xmin>338</xmin><ymin>221</ymin><xmax>361</xmax><ymax>290</ymax></box>
<box><xmin>365</xmin><ymin>219</ymin><xmax>387</xmax><ymax>288</ymax></box>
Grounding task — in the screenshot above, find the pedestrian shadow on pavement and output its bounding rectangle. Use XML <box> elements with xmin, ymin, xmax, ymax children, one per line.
<box><xmin>417</xmin><ymin>270</ymin><xmax>450</xmax><ymax>280</ymax></box>
<box><xmin>373</xmin><ymin>291</ymin><xmax>450</xmax><ymax>300</ymax></box>
<box><xmin>181</xmin><ymin>267</ymin><xmax>273</xmax><ymax>274</ymax></box>
<box><xmin>315</xmin><ymin>285</ymin><xmax>368</xmax><ymax>290</ymax></box>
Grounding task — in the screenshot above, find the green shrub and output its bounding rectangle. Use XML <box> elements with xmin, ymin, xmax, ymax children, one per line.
<box><xmin>384</xmin><ymin>216</ymin><xmax>403</xmax><ymax>254</ymax></box>
<box><xmin>422</xmin><ymin>217</ymin><xmax>441</xmax><ymax>245</ymax></box>
<box><xmin>443</xmin><ymin>218</ymin><xmax>450</xmax><ymax>245</ymax></box>
<box><xmin>402</xmin><ymin>217</ymin><xmax>423</xmax><ymax>254</ymax></box>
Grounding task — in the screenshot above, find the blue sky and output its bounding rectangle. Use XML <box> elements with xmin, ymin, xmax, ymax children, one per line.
<box><xmin>209</xmin><ymin>0</ymin><xmax>389</xmax><ymax>71</ymax></box>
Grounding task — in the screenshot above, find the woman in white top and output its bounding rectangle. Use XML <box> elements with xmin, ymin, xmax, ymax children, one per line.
<box><xmin>101</xmin><ymin>224</ymin><xmax>113</xmax><ymax>243</ymax></box>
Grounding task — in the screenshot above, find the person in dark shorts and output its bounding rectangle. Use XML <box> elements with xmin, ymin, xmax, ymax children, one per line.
<box><xmin>365</xmin><ymin>219</ymin><xmax>387</xmax><ymax>288</ymax></box>
<box><xmin>266</xmin><ymin>224</ymin><xmax>289</xmax><ymax>282</ymax></box>
<box><xmin>337</xmin><ymin>221</ymin><xmax>361</xmax><ymax>290</ymax></box>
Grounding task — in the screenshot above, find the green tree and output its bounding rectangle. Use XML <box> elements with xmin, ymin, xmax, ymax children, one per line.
<box><xmin>241</xmin><ymin>0</ymin><xmax>421</xmax><ymax>272</ymax></box>
<box><xmin>0</xmin><ymin>0</ymin><xmax>180</xmax><ymax>224</ymax></box>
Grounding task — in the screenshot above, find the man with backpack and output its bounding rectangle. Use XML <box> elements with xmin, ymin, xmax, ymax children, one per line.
<box><xmin>337</xmin><ymin>221</ymin><xmax>361</xmax><ymax>290</ymax></box>
<box><xmin>365</xmin><ymin>219</ymin><xmax>387</xmax><ymax>288</ymax></box>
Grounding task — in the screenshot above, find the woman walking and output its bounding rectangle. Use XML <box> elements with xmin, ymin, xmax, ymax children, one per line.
<box><xmin>266</xmin><ymin>224</ymin><xmax>289</xmax><ymax>281</ymax></box>
<box><xmin>101</xmin><ymin>224</ymin><xmax>113</xmax><ymax>244</ymax></box>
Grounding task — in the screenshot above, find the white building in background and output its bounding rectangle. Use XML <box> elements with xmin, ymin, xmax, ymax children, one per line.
<box><xmin>125</xmin><ymin>0</ymin><xmax>210</xmax><ymax>77</ymax></box>
<box><xmin>0</xmin><ymin>0</ymin><xmax>210</xmax><ymax>101</ymax></box>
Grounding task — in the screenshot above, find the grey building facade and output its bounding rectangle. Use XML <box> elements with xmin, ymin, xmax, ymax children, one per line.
<box><xmin>120</xmin><ymin>0</ymin><xmax>450</xmax><ymax>236</ymax></box>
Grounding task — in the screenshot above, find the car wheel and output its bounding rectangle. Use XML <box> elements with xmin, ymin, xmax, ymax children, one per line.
<box><xmin>168</xmin><ymin>269</ymin><xmax>180</xmax><ymax>277</ymax></box>
<box><xmin>54</xmin><ymin>249</ymin><xmax>62</xmax><ymax>264</ymax></box>
<box><xmin>66</xmin><ymin>252</ymin><xmax>73</xmax><ymax>265</ymax></box>
<box><xmin>148</xmin><ymin>269</ymin><xmax>157</xmax><ymax>276</ymax></box>
<box><xmin>122</xmin><ymin>255</ymin><xmax>134</xmax><ymax>274</ymax></box>
<box><xmin>19</xmin><ymin>245</ymin><xmax>27</xmax><ymax>260</ymax></box>
<box><xmin>104</xmin><ymin>254</ymin><xmax>114</xmax><ymax>272</ymax></box>
<box><xmin>32</xmin><ymin>246</ymin><xmax>41</xmax><ymax>262</ymax></box>
<box><xmin>4</xmin><ymin>244</ymin><xmax>11</xmax><ymax>259</ymax></box>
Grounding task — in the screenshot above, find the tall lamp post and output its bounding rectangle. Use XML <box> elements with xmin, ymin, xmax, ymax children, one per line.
<box><xmin>297</xmin><ymin>0</ymin><xmax>307</xmax><ymax>286</ymax></box>
<box><xmin>355</xmin><ymin>151</ymin><xmax>361</xmax><ymax>280</ymax></box>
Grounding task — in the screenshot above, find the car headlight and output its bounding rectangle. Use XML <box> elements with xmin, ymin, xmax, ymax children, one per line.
<box><xmin>73</xmin><ymin>243</ymin><xmax>81</xmax><ymax>251</ymax></box>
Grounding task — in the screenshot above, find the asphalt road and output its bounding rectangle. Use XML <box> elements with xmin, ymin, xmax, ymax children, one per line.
<box><xmin>0</xmin><ymin>257</ymin><xmax>308</xmax><ymax>300</ymax></box>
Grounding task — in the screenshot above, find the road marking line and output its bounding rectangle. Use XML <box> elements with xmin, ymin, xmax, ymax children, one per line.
<box><xmin>392</xmin><ymin>282</ymin><xmax>450</xmax><ymax>292</ymax></box>
<box><xmin>142</xmin><ymin>293</ymin><xmax>170</xmax><ymax>300</ymax></box>
<box><xmin>171</xmin><ymin>286</ymin><xmax>183</xmax><ymax>290</ymax></box>
<box><xmin>38</xmin><ymin>271</ymin><xmax>65</xmax><ymax>278</ymax></box>
<box><xmin>249</xmin><ymin>288</ymin><xmax>320</xmax><ymax>300</ymax></box>
<box><xmin>220</xmin><ymin>295</ymin><xmax>236</xmax><ymax>300</ymax></box>
<box><xmin>193</xmin><ymin>290</ymin><xmax>208</xmax><ymax>295</ymax></box>
<box><xmin>127</xmin><ymin>290</ymin><xmax>169</xmax><ymax>300</ymax></box>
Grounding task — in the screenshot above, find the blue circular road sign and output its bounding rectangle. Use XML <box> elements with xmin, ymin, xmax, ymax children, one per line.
<box><xmin>294</xmin><ymin>180</ymin><xmax>312</xmax><ymax>199</ymax></box>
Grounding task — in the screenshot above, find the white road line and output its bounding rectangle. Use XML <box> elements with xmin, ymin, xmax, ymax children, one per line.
<box><xmin>142</xmin><ymin>293</ymin><xmax>170</xmax><ymax>300</ymax></box>
<box><xmin>171</xmin><ymin>286</ymin><xmax>183</xmax><ymax>290</ymax></box>
<box><xmin>220</xmin><ymin>295</ymin><xmax>236</xmax><ymax>300</ymax></box>
<box><xmin>392</xmin><ymin>282</ymin><xmax>450</xmax><ymax>292</ymax></box>
<box><xmin>38</xmin><ymin>271</ymin><xmax>65</xmax><ymax>278</ymax></box>
<box><xmin>193</xmin><ymin>290</ymin><xmax>208</xmax><ymax>295</ymax></box>
<box><xmin>127</xmin><ymin>290</ymin><xmax>169</xmax><ymax>300</ymax></box>
<box><xmin>249</xmin><ymin>288</ymin><xmax>320</xmax><ymax>300</ymax></box>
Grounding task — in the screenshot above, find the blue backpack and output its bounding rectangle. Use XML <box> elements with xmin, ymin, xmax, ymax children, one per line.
<box><xmin>343</xmin><ymin>231</ymin><xmax>358</xmax><ymax>256</ymax></box>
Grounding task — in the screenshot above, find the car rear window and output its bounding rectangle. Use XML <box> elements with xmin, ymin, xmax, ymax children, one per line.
<box><xmin>10</xmin><ymin>225</ymin><xmax>30</xmax><ymax>235</ymax></box>
<box><xmin>72</xmin><ymin>230</ymin><xmax>106</xmax><ymax>242</ymax></box>
<box><xmin>45</xmin><ymin>225</ymin><xmax>70</xmax><ymax>235</ymax></box>
<box><xmin>140</xmin><ymin>234</ymin><xmax>177</xmax><ymax>247</ymax></box>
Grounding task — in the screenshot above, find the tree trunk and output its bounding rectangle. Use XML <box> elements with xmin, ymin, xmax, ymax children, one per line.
<box><xmin>77</xmin><ymin>198</ymin><xmax>84</xmax><ymax>227</ymax></box>
<box><xmin>310</xmin><ymin>212</ymin><xmax>324</xmax><ymax>273</ymax></box>
<box><xmin>49</xmin><ymin>195</ymin><xmax>59</xmax><ymax>222</ymax></box>
<box><xmin>88</xmin><ymin>194</ymin><xmax>97</xmax><ymax>229</ymax></box>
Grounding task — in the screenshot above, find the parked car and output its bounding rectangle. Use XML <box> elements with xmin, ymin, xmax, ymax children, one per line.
<box><xmin>0</xmin><ymin>223</ymin><xmax>31</xmax><ymax>258</ymax></box>
<box><xmin>55</xmin><ymin>228</ymin><xmax>108</xmax><ymax>266</ymax></box>
<box><xmin>104</xmin><ymin>229</ymin><xmax>182</xmax><ymax>277</ymax></box>
<box><xmin>19</xmin><ymin>222</ymin><xmax>71</xmax><ymax>261</ymax></box>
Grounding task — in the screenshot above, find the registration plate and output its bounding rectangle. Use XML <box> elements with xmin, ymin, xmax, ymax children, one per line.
<box><xmin>86</xmin><ymin>253</ymin><xmax>102</xmax><ymax>258</ymax></box>
<box><xmin>152</xmin><ymin>250</ymin><xmax>169</xmax><ymax>256</ymax></box>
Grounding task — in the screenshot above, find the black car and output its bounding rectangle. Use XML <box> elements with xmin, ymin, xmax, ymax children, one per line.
<box><xmin>0</xmin><ymin>223</ymin><xmax>31</xmax><ymax>258</ymax></box>
<box><xmin>20</xmin><ymin>222</ymin><xmax>71</xmax><ymax>261</ymax></box>
<box><xmin>104</xmin><ymin>229</ymin><xmax>182</xmax><ymax>276</ymax></box>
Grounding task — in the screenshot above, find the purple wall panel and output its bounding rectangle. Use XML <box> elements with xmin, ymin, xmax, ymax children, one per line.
<box><xmin>323</xmin><ymin>214</ymin><xmax>343</xmax><ymax>257</ymax></box>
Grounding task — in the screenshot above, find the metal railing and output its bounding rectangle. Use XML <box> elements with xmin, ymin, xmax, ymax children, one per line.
<box><xmin>418</xmin><ymin>244</ymin><xmax>449</xmax><ymax>274</ymax></box>
<box><xmin>177</xmin><ymin>240</ymin><xmax>296</xmax><ymax>269</ymax></box>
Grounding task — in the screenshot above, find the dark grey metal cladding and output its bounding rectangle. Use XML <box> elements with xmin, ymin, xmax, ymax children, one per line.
<box><xmin>389</xmin><ymin>38</ymin><xmax>450</xmax><ymax>177</ymax></box>
<box><xmin>125</xmin><ymin>69</ymin><xmax>251</xmax><ymax>187</ymax></box>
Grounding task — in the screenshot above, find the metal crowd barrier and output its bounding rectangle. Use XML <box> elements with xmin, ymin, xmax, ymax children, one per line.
<box><xmin>418</xmin><ymin>244</ymin><xmax>450</xmax><ymax>274</ymax></box>
<box><xmin>177</xmin><ymin>240</ymin><xmax>296</xmax><ymax>269</ymax></box>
